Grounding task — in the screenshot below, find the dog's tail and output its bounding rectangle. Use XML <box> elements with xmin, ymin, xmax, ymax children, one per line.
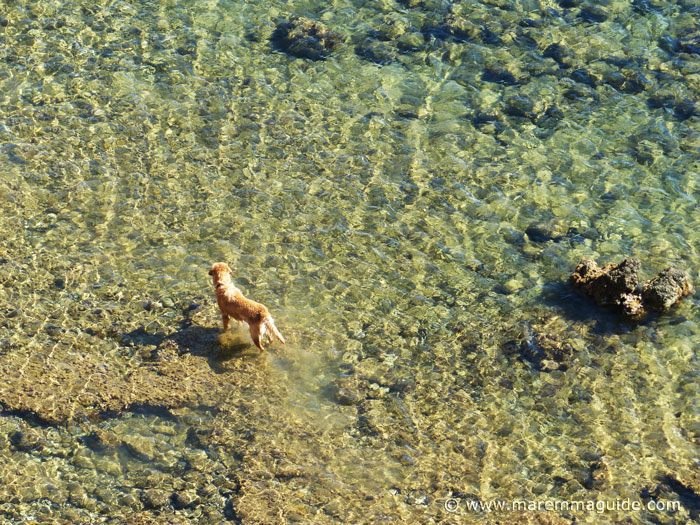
<box><xmin>264</xmin><ymin>316</ymin><xmax>286</xmax><ymax>345</ymax></box>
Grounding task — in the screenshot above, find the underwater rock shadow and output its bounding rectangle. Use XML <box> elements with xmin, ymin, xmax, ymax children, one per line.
<box><xmin>538</xmin><ymin>280</ymin><xmax>648</xmax><ymax>335</ymax></box>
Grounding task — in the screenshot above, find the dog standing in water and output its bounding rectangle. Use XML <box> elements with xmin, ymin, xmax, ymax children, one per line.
<box><xmin>208</xmin><ymin>262</ymin><xmax>286</xmax><ymax>352</ymax></box>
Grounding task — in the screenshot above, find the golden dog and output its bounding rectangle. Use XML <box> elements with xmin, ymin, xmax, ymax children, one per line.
<box><xmin>208</xmin><ymin>262</ymin><xmax>286</xmax><ymax>352</ymax></box>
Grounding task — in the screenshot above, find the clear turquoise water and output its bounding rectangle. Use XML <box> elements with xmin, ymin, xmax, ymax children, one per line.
<box><xmin>0</xmin><ymin>0</ymin><xmax>698</xmax><ymax>523</ymax></box>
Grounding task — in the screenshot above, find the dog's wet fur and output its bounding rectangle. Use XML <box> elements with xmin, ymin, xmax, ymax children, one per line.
<box><xmin>208</xmin><ymin>262</ymin><xmax>286</xmax><ymax>352</ymax></box>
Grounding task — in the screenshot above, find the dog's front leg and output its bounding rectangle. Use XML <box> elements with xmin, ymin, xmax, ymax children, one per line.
<box><xmin>222</xmin><ymin>313</ymin><xmax>230</xmax><ymax>331</ymax></box>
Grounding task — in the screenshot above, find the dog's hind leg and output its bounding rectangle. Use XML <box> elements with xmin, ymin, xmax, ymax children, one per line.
<box><xmin>249</xmin><ymin>322</ymin><xmax>265</xmax><ymax>352</ymax></box>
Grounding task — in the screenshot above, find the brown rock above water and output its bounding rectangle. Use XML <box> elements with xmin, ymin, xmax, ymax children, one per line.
<box><xmin>570</xmin><ymin>258</ymin><xmax>693</xmax><ymax>319</ymax></box>
<box><xmin>642</xmin><ymin>267</ymin><xmax>694</xmax><ymax>312</ymax></box>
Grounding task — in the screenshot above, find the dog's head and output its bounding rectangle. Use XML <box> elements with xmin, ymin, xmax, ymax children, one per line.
<box><xmin>209</xmin><ymin>262</ymin><xmax>233</xmax><ymax>282</ymax></box>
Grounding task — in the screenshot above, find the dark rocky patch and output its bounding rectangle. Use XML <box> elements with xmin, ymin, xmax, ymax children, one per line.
<box><xmin>397</xmin><ymin>0</ymin><xmax>423</xmax><ymax>7</ymax></box>
<box><xmin>604</xmin><ymin>70</ymin><xmax>649</xmax><ymax>94</ymax></box>
<box><xmin>632</xmin><ymin>147</ymin><xmax>654</xmax><ymax>166</ymax></box>
<box><xmin>354</xmin><ymin>43</ymin><xmax>395</xmax><ymax>65</ymax></box>
<box><xmin>673</xmin><ymin>99</ymin><xmax>698</xmax><ymax>121</ymax></box>
<box><xmin>81</xmin><ymin>429</ymin><xmax>121</xmax><ymax>452</ymax></box>
<box><xmin>9</xmin><ymin>430</ymin><xmax>44</xmax><ymax>452</ymax></box>
<box><xmin>395</xmin><ymin>38</ymin><xmax>422</xmax><ymax>54</ymax></box>
<box><xmin>501</xmin><ymin>322</ymin><xmax>573</xmax><ymax>372</ymax></box>
<box><xmin>531</xmin><ymin>330</ymin><xmax>573</xmax><ymax>371</ymax></box>
<box><xmin>679</xmin><ymin>35</ymin><xmax>700</xmax><ymax>55</ymax></box>
<box><xmin>513</xmin><ymin>30</ymin><xmax>538</xmax><ymax>49</ymax></box>
<box><xmin>388</xmin><ymin>378</ymin><xmax>415</xmax><ymax>394</ymax></box>
<box><xmin>42</xmin><ymin>19</ymin><xmax>65</xmax><ymax>31</ymax></box>
<box><xmin>563</xmin><ymin>87</ymin><xmax>591</xmax><ymax>100</ymax></box>
<box><xmin>395</xmin><ymin>110</ymin><xmax>419</xmax><ymax>120</ymax></box>
<box><xmin>646</xmin><ymin>95</ymin><xmax>674</xmax><ymax>111</ymax></box>
<box><xmin>535</xmin><ymin>105</ymin><xmax>564</xmax><ymax>128</ymax></box>
<box><xmin>366</xmin><ymin>30</ymin><xmax>392</xmax><ymax>42</ymax></box>
<box><xmin>141</xmin><ymin>489</ymin><xmax>171</xmax><ymax>510</ymax></box>
<box><xmin>482</xmin><ymin>67</ymin><xmax>519</xmax><ymax>86</ymax></box>
<box><xmin>334</xmin><ymin>385</ymin><xmax>362</xmax><ymax>406</ymax></box>
<box><xmin>504</xmin><ymin>95</ymin><xmax>537</xmax><ymax>121</ymax></box>
<box><xmin>362</xmin><ymin>111</ymin><xmax>383</xmax><ymax>120</ymax></box>
<box><xmin>356</xmin><ymin>414</ymin><xmax>379</xmax><ymax>436</ymax></box>
<box><xmin>658</xmin><ymin>35</ymin><xmax>681</xmax><ymax>54</ymax></box>
<box><xmin>525</xmin><ymin>223</ymin><xmax>563</xmax><ymax>243</ymax></box>
<box><xmin>175</xmin><ymin>41</ymin><xmax>197</xmax><ymax>56</ymax></box>
<box><xmin>542</xmin><ymin>43</ymin><xmax>570</xmax><ymax>68</ymax></box>
<box><xmin>471</xmin><ymin>112</ymin><xmax>506</xmax><ymax>135</ymax></box>
<box><xmin>570</xmin><ymin>69</ymin><xmax>599</xmax><ymax>88</ymax></box>
<box><xmin>632</xmin><ymin>0</ymin><xmax>663</xmax><ymax>15</ymax></box>
<box><xmin>420</xmin><ymin>24</ymin><xmax>471</xmax><ymax>44</ymax></box>
<box><xmin>557</xmin><ymin>0</ymin><xmax>580</xmax><ymax>7</ymax></box>
<box><xmin>604</xmin><ymin>55</ymin><xmax>637</xmax><ymax>69</ymax></box>
<box><xmin>578</xmin><ymin>7</ymin><xmax>608</xmax><ymax>23</ymax></box>
<box><xmin>480</xmin><ymin>27</ymin><xmax>503</xmax><ymax>46</ymax></box>
<box><xmin>659</xmin><ymin>34</ymin><xmax>700</xmax><ymax>56</ymax></box>
<box><xmin>270</xmin><ymin>17</ymin><xmax>342</xmax><ymax>61</ymax></box>
<box><xmin>519</xmin><ymin>18</ymin><xmax>541</xmax><ymax>28</ymax></box>
<box><xmin>583</xmin><ymin>459</ymin><xmax>610</xmax><ymax>489</ymax></box>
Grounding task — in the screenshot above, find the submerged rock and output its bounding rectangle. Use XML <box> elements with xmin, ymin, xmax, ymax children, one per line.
<box><xmin>354</xmin><ymin>42</ymin><xmax>395</xmax><ymax>65</ymax></box>
<box><xmin>141</xmin><ymin>488</ymin><xmax>171</xmax><ymax>510</ymax></box>
<box><xmin>482</xmin><ymin>66</ymin><xmax>520</xmax><ymax>86</ymax></box>
<box><xmin>334</xmin><ymin>385</ymin><xmax>362</xmax><ymax>406</ymax></box>
<box><xmin>501</xmin><ymin>313</ymin><xmax>576</xmax><ymax>372</ymax></box>
<box><xmin>270</xmin><ymin>17</ymin><xmax>342</xmax><ymax>61</ymax></box>
<box><xmin>578</xmin><ymin>7</ymin><xmax>608</xmax><ymax>23</ymax></box>
<box><xmin>570</xmin><ymin>258</ymin><xmax>693</xmax><ymax>319</ymax></box>
<box><xmin>632</xmin><ymin>0</ymin><xmax>663</xmax><ymax>14</ymax></box>
<box><xmin>604</xmin><ymin>70</ymin><xmax>649</xmax><ymax>94</ymax></box>
<box><xmin>646</xmin><ymin>95</ymin><xmax>698</xmax><ymax>121</ymax></box>
<box><xmin>82</xmin><ymin>429</ymin><xmax>121</xmax><ymax>452</ymax></box>
<box><xmin>504</xmin><ymin>95</ymin><xmax>538</xmax><ymax>121</ymax></box>
<box><xmin>583</xmin><ymin>458</ymin><xmax>611</xmax><ymax>489</ymax></box>
<box><xmin>420</xmin><ymin>23</ymin><xmax>471</xmax><ymax>44</ymax></box>
<box><xmin>542</xmin><ymin>43</ymin><xmax>570</xmax><ymax>68</ymax></box>
<box><xmin>525</xmin><ymin>223</ymin><xmax>563</xmax><ymax>243</ymax></box>
<box><xmin>570</xmin><ymin>69</ymin><xmax>599</xmax><ymax>88</ymax></box>
<box><xmin>9</xmin><ymin>430</ymin><xmax>44</xmax><ymax>452</ymax></box>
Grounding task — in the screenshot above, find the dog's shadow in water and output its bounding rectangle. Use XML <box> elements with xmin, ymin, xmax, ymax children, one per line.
<box><xmin>166</xmin><ymin>324</ymin><xmax>261</xmax><ymax>373</ymax></box>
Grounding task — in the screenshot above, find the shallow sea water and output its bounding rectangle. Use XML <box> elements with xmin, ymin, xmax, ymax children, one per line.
<box><xmin>0</xmin><ymin>0</ymin><xmax>699</xmax><ymax>523</ymax></box>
